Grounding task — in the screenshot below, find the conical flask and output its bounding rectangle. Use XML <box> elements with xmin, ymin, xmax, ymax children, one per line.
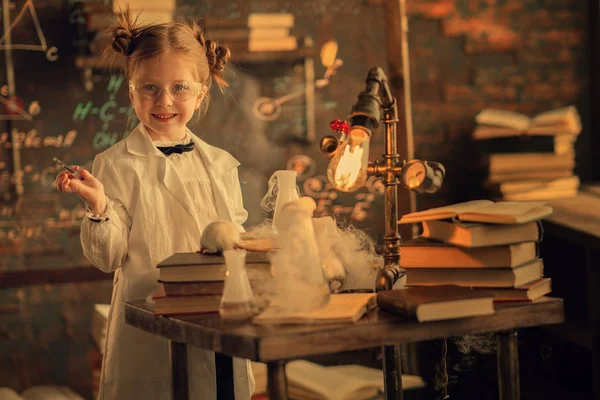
<box><xmin>219</xmin><ymin>249</ymin><xmax>258</xmax><ymax>320</ymax></box>
<box><xmin>260</xmin><ymin>170</ymin><xmax>299</xmax><ymax>231</ymax></box>
<box><xmin>312</xmin><ymin>216</ymin><xmax>345</xmax><ymax>290</ymax></box>
<box><xmin>271</xmin><ymin>197</ymin><xmax>330</xmax><ymax>312</ymax></box>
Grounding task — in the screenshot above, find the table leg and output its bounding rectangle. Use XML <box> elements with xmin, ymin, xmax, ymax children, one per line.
<box><xmin>170</xmin><ymin>341</ymin><xmax>189</xmax><ymax>400</ymax></box>
<box><xmin>496</xmin><ymin>330</ymin><xmax>520</xmax><ymax>400</ymax></box>
<box><xmin>267</xmin><ymin>361</ymin><xmax>289</xmax><ymax>400</ymax></box>
<box><xmin>382</xmin><ymin>345</ymin><xmax>403</xmax><ymax>400</ymax></box>
<box><xmin>215</xmin><ymin>353</ymin><xmax>235</xmax><ymax>400</ymax></box>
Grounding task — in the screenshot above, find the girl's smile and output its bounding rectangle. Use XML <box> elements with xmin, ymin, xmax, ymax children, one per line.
<box><xmin>129</xmin><ymin>52</ymin><xmax>207</xmax><ymax>141</ymax></box>
<box><xmin>152</xmin><ymin>113</ymin><xmax>177</xmax><ymax>121</ymax></box>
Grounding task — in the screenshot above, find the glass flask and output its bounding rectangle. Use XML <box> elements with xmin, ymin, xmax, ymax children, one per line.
<box><xmin>260</xmin><ymin>170</ymin><xmax>300</xmax><ymax>231</ymax></box>
<box><xmin>219</xmin><ymin>249</ymin><xmax>258</xmax><ymax>321</ymax></box>
<box><xmin>270</xmin><ymin>197</ymin><xmax>330</xmax><ymax>312</ymax></box>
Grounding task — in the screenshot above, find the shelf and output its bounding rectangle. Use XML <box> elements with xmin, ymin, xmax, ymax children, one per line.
<box><xmin>76</xmin><ymin>46</ymin><xmax>315</xmax><ymax>70</ymax></box>
<box><xmin>231</xmin><ymin>46</ymin><xmax>315</xmax><ymax>64</ymax></box>
<box><xmin>75</xmin><ymin>55</ymin><xmax>125</xmax><ymax>70</ymax></box>
<box><xmin>0</xmin><ymin>266</ymin><xmax>113</xmax><ymax>289</ymax></box>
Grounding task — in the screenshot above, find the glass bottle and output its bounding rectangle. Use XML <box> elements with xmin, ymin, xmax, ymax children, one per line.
<box><xmin>271</xmin><ymin>197</ymin><xmax>330</xmax><ymax>312</ymax></box>
<box><xmin>312</xmin><ymin>216</ymin><xmax>345</xmax><ymax>291</ymax></box>
<box><xmin>219</xmin><ymin>249</ymin><xmax>258</xmax><ymax>321</ymax></box>
<box><xmin>260</xmin><ymin>170</ymin><xmax>300</xmax><ymax>231</ymax></box>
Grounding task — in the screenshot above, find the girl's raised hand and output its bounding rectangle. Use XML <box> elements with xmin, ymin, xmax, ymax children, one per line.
<box><xmin>55</xmin><ymin>166</ymin><xmax>106</xmax><ymax>214</ymax></box>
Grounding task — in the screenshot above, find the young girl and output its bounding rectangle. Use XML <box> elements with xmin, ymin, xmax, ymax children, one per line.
<box><xmin>55</xmin><ymin>12</ymin><xmax>254</xmax><ymax>400</ymax></box>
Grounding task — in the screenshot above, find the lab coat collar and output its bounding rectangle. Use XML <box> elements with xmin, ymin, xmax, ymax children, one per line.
<box><xmin>124</xmin><ymin>123</ymin><xmax>240</xmax><ymax>224</ymax></box>
<box><xmin>124</xmin><ymin>123</ymin><xmax>239</xmax><ymax>173</ymax></box>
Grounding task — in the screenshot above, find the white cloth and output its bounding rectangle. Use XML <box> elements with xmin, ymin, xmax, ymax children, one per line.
<box><xmin>80</xmin><ymin>123</ymin><xmax>253</xmax><ymax>400</ymax></box>
<box><xmin>153</xmin><ymin>133</ymin><xmax>220</xmax><ymax>225</ymax></box>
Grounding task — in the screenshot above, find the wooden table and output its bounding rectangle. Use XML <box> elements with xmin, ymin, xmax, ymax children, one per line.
<box><xmin>125</xmin><ymin>297</ymin><xmax>563</xmax><ymax>400</ymax></box>
<box><xmin>545</xmin><ymin>190</ymin><xmax>600</xmax><ymax>398</ymax></box>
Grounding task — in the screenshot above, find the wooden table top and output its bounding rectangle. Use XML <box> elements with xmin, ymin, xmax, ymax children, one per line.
<box><xmin>546</xmin><ymin>189</ymin><xmax>600</xmax><ymax>247</ymax></box>
<box><xmin>125</xmin><ymin>297</ymin><xmax>564</xmax><ymax>362</ymax></box>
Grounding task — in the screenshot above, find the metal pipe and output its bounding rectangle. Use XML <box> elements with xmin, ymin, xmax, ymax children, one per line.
<box><xmin>382</xmin><ymin>345</ymin><xmax>404</xmax><ymax>400</ymax></box>
<box><xmin>267</xmin><ymin>361</ymin><xmax>289</xmax><ymax>400</ymax></box>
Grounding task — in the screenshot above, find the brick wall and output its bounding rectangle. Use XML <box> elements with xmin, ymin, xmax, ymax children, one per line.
<box><xmin>406</xmin><ymin>0</ymin><xmax>589</xmax><ymax>210</ymax></box>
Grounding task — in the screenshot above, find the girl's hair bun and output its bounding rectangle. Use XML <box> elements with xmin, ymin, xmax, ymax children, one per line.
<box><xmin>111</xmin><ymin>26</ymin><xmax>135</xmax><ymax>56</ymax></box>
<box><xmin>205</xmin><ymin>40</ymin><xmax>231</xmax><ymax>72</ymax></box>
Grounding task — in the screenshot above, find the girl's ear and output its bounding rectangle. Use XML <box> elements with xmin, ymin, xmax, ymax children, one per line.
<box><xmin>195</xmin><ymin>85</ymin><xmax>209</xmax><ymax>110</ymax></box>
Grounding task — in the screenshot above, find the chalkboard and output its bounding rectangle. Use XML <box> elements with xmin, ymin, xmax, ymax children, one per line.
<box><xmin>0</xmin><ymin>2</ymin><xmax>394</xmax><ymax>395</ymax></box>
<box><xmin>0</xmin><ymin>0</ymin><xmax>129</xmax><ymax>270</ymax></box>
<box><xmin>0</xmin><ymin>0</ymin><xmax>390</xmax><ymax>277</ymax></box>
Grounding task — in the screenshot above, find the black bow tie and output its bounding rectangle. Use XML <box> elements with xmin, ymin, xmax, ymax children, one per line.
<box><xmin>156</xmin><ymin>141</ymin><xmax>195</xmax><ymax>156</ymax></box>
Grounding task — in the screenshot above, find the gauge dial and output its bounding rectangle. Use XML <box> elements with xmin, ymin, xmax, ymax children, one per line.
<box><xmin>402</xmin><ymin>160</ymin><xmax>427</xmax><ymax>189</ymax></box>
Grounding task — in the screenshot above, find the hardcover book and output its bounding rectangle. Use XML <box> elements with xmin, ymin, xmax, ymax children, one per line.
<box><xmin>151</xmin><ymin>284</ymin><xmax>222</xmax><ymax>316</ymax></box>
<box><xmin>157</xmin><ymin>251</ymin><xmax>270</xmax><ymax>282</ymax></box>
<box><xmin>403</xmin><ymin>258</ymin><xmax>544</xmax><ymax>288</ymax></box>
<box><xmin>477</xmin><ymin>133</ymin><xmax>576</xmax><ymax>156</ymax></box>
<box><xmin>420</xmin><ymin>219</ymin><xmax>542</xmax><ymax>248</ymax></box>
<box><xmin>400</xmin><ymin>238</ymin><xmax>538</xmax><ymax>268</ymax></box>
<box><xmin>473</xmin><ymin>106</ymin><xmax>581</xmax><ymax>138</ymax></box>
<box><xmin>477</xmin><ymin>278</ymin><xmax>552</xmax><ymax>302</ymax></box>
<box><xmin>377</xmin><ymin>285</ymin><xmax>495</xmax><ymax>322</ymax></box>
<box><xmin>398</xmin><ymin>200</ymin><xmax>553</xmax><ymax>225</ymax></box>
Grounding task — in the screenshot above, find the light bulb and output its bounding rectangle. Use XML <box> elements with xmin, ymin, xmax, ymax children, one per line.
<box><xmin>326</xmin><ymin>126</ymin><xmax>371</xmax><ymax>192</ymax></box>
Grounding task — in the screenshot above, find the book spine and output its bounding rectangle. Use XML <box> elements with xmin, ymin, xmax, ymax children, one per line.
<box><xmin>205</xmin><ymin>28</ymin><xmax>251</xmax><ymax>41</ymax></box>
<box><xmin>161</xmin><ymin>283</ymin><xmax>224</xmax><ymax>296</ymax></box>
<box><xmin>248</xmin><ymin>37</ymin><xmax>298</xmax><ymax>52</ymax></box>
<box><xmin>376</xmin><ymin>295</ymin><xmax>418</xmax><ymax>317</ymax></box>
<box><xmin>478</xmin><ymin>136</ymin><xmax>558</xmax><ymax>154</ymax></box>
<box><xmin>247</xmin><ymin>13</ymin><xmax>294</xmax><ymax>28</ymax></box>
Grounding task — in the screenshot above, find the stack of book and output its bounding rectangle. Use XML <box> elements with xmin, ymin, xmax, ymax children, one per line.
<box><xmin>251</xmin><ymin>360</ymin><xmax>425</xmax><ymax>400</ymax></box>
<box><xmin>396</xmin><ymin>200</ymin><xmax>553</xmax><ymax>313</ymax></box>
<box><xmin>152</xmin><ymin>251</ymin><xmax>270</xmax><ymax>316</ymax></box>
<box><xmin>83</xmin><ymin>0</ymin><xmax>175</xmax><ymax>60</ymax></box>
<box><xmin>473</xmin><ymin>106</ymin><xmax>581</xmax><ymax>201</ymax></box>
<box><xmin>203</xmin><ymin>13</ymin><xmax>297</xmax><ymax>53</ymax></box>
<box><xmin>78</xmin><ymin>1</ymin><xmax>115</xmax><ymax>58</ymax></box>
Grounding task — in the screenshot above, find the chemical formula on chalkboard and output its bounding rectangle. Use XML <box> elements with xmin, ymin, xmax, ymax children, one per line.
<box><xmin>71</xmin><ymin>74</ymin><xmax>136</xmax><ymax>150</ymax></box>
<box><xmin>0</xmin><ymin>129</ymin><xmax>77</xmax><ymax>149</ymax></box>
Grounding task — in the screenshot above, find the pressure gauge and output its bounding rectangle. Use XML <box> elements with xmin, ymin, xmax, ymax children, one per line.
<box><xmin>402</xmin><ymin>160</ymin><xmax>427</xmax><ymax>189</ymax></box>
<box><xmin>400</xmin><ymin>160</ymin><xmax>445</xmax><ymax>194</ymax></box>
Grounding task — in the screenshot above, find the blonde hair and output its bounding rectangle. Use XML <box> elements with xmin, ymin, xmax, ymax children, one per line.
<box><xmin>108</xmin><ymin>10</ymin><xmax>231</xmax><ymax>115</ymax></box>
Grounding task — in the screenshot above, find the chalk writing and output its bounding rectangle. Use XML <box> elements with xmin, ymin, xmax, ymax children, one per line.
<box><xmin>0</xmin><ymin>129</ymin><xmax>77</xmax><ymax>149</ymax></box>
<box><xmin>0</xmin><ymin>93</ymin><xmax>41</xmax><ymax>121</ymax></box>
<box><xmin>0</xmin><ymin>160</ymin><xmax>92</xmax><ymax>189</ymax></box>
<box><xmin>251</xmin><ymin>43</ymin><xmax>343</xmax><ymax>122</ymax></box>
<box><xmin>289</xmin><ymin>154</ymin><xmax>383</xmax><ymax>223</ymax></box>
<box><xmin>71</xmin><ymin>75</ymin><xmax>136</xmax><ymax>150</ymax></box>
<box><xmin>0</xmin><ymin>205</ymin><xmax>85</xmax><ymax>242</ymax></box>
<box><xmin>0</xmin><ymin>0</ymin><xmax>58</xmax><ymax>61</ymax></box>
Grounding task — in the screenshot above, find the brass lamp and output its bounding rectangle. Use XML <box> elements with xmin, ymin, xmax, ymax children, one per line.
<box><xmin>320</xmin><ymin>66</ymin><xmax>445</xmax><ymax>292</ymax></box>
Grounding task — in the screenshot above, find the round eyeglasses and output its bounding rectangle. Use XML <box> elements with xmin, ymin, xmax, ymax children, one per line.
<box><xmin>129</xmin><ymin>80</ymin><xmax>204</xmax><ymax>102</ymax></box>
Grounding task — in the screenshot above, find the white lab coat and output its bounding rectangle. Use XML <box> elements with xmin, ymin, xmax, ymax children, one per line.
<box><xmin>81</xmin><ymin>123</ymin><xmax>254</xmax><ymax>400</ymax></box>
